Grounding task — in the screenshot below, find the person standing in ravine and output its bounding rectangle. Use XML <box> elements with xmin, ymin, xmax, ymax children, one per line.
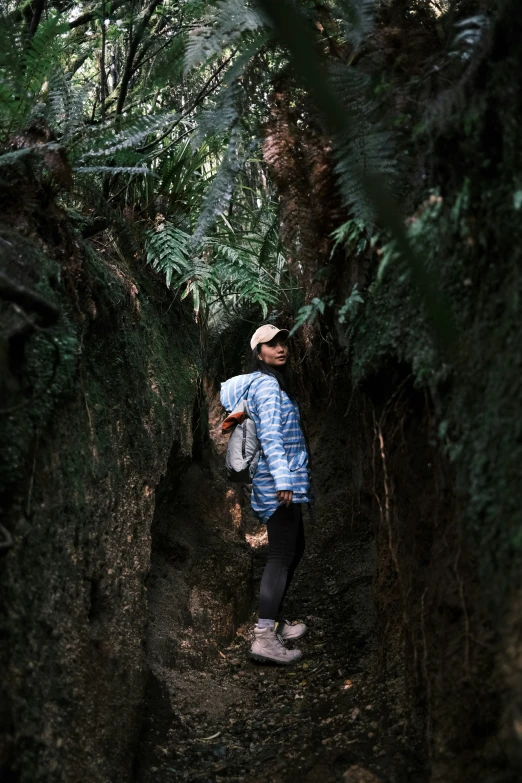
<box><xmin>220</xmin><ymin>324</ymin><xmax>311</xmax><ymax>664</ymax></box>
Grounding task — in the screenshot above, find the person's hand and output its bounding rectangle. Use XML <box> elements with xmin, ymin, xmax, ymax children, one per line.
<box><xmin>276</xmin><ymin>490</ymin><xmax>293</xmax><ymax>507</ymax></box>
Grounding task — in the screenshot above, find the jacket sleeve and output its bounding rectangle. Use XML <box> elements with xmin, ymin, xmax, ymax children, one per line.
<box><xmin>253</xmin><ymin>377</ymin><xmax>292</xmax><ymax>491</ymax></box>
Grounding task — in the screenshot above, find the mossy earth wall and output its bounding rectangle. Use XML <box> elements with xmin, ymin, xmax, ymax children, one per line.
<box><xmin>338</xmin><ymin>2</ymin><xmax>522</xmax><ymax>776</ymax></box>
<box><xmin>0</xmin><ymin>208</ymin><xmax>200</xmax><ymax>782</ymax></box>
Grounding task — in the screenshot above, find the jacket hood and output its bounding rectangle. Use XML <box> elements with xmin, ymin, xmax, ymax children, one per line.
<box><xmin>220</xmin><ymin>372</ymin><xmax>259</xmax><ymax>412</ymax></box>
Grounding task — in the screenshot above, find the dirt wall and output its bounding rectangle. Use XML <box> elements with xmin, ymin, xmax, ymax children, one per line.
<box><xmin>0</xmin><ymin>206</ymin><xmax>200</xmax><ymax>782</ymax></box>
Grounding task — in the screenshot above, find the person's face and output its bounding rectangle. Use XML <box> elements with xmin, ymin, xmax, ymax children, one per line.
<box><xmin>258</xmin><ymin>337</ymin><xmax>289</xmax><ymax>368</ymax></box>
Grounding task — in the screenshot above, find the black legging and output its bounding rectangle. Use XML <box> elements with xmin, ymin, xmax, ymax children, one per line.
<box><xmin>259</xmin><ymin>503</ymin><xmax>305</xmax><ymax>620</ymax></box>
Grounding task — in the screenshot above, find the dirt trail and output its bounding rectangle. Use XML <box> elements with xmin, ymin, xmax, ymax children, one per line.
<box><xmin>135</xmin><ymin>483</ymin><xmax>428</xmax><ymax>783</ymax></box>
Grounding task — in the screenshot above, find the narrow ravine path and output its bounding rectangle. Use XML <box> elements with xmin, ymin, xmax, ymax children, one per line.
<box><xmin>135</xmin><ymin>483</ymin><xmax>429</xmax><ymax>783</ymax></box>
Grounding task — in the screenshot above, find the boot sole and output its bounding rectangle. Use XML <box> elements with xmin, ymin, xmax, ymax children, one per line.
<box><xmin>249</xmin><ymin>650</ymin><xmax>303</xmax><ymax>665</ymax></box>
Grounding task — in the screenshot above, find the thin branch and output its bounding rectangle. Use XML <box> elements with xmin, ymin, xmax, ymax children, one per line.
<box><xmin>116</xmin><ymin>0</ymin><xmax>164</xmax><ymax>115</ymax></box>
<box><xmin>100</xmin><ymin>1</ymin><xmax>108</xmax><ymax>119</ymax></box>
<box><xmin>130</xmin><ymin>27</ymin><xmax>187</xmax><ymax>74</ymax></box>
<box><xmin>137</xmin><ymin>51</ymin><xmax>236</xmax><ymax>153</ymax></box>
<box><xmin>28</xmin><ymin>0</ymin><xmax>46</xmax><ymax>38</ymax></box>
<box><xmin>69</xmin><ymin>0</ymin><xmax>127</xmax><ymax>30</ymax></box>
<box><xmin>143</xmin><ymin>124</ymin><xmax>194</xmax><ymax>160</ymax></box>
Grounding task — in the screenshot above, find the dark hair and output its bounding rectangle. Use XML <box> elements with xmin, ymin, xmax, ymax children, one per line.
<box><xmin>251</xmin><ymin>346</ymin><xmax>295</xmax><ymax>399</ymax></box>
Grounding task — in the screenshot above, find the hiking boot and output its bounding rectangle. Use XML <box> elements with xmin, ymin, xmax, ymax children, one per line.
<box><xmin>278</xmin><ymin>619</ymin><xmax>308</xmax><ymax>641</ymax></box>
<box><xmin>249</xmin><ymin>626</ymin><xmax>303</xmax><ymax>665</ymax></box>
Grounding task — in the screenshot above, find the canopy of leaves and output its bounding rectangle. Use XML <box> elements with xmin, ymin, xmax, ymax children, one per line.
<box><xmin>0</xmin><ymin>0</ymin><xmax>488</xmax><ymax>338</ymax></box>
<box><xmin>0</xmin><ymin>0</ymin><xmax>294</xmax><ymax>326</ymax></box>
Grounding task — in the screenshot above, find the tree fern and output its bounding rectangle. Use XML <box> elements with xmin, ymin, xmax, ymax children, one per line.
<box><xmin>0</xmin><ymin>0</ymin><xmax>297</xmax><ymax>331</ymax></box>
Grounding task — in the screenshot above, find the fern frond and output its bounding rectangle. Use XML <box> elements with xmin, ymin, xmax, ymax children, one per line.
<box><xmin>184</xmin><ymin>0</ymin><xmax>266</xmax><ymax>73</ymax></box>
<box><xmin>330</xmin><ymin>216</ymin><xmax>366</xmax><ymax>256</ymax></box>
<box><xmin>23</xmin><ymin>13</ymin><xmax>68</xmax><ymax>98</ymax></box>
<box><xmin>0</xmin><ymin>142</ymin><xmax>60</xmax><ymax>168</ymax></box>
<box><xmin>48</xmin><ymin>71</ymin><xmax>87</xmax><ymax>139</ymax></box>
<box><xmin>77</xmin><ymin>111</ymin><xmax>179</xmax><ymax>160</ymax></box>
<box><xmin>211</xmin><ymin>237</ymin><xmax>281</xmax><ymax>317</ymax></box>
<box><xmin>289</xmin><ymin>297</ymin><xmax>329</xmax><ymax>336</ymax></box>
<box><xmin>73</xmin><ymin>165</ymin><xmax>157</xmax><ymax>177</ymax></box>
<box><xmin>146</xmin><ymin>223</ymin><xmax>191</xmax><ymax>263</ymax></box>
<box><xmin>193</xmin><ymin>33</ymin><xmax>269</xmax><ymax>145</ymax></box>
<box><xmin>0</xmin><ymin>12</ymin><xmax>23</xmax><ymax>76</ymax></box>
<box><xmin>334</xmin><ymin>0</ymin><xmax>375</xmax><ymax>47</ymax></box>
<box><xmin>178</xmin><ymin>258</ymin><xmax>217</xmax><ymax>288</ymax></box>
<box><xmin>192</xmin><ymin>127</ymin><xmax>243</xmax><ymax>243</ymax></box>
<box><xmin>0</xmin><ymin>11</ymin><xmax>68</xmax><ymax>134</ymax></box>
<box><xmin>328</xmin><ymin>62</ymin><xmax>396</xmax><ymax>224</ymax></box>
<box><xmin>151</xmin><ymin>140</ymin><xmax>210</xmax><ymax>228</ymax></box>
<box><xmin>451</xmin><ymin>15</ymin><xmax>490</xmax><ymax>61</ymax></box>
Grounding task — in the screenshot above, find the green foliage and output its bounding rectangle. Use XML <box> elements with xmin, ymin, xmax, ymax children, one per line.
<box><xmin>192</xmin><ymin>33</ymin><xmax>269</xmax><ymax>145</ymax></box>
<box><xmin>47</xmin><ymin>71</ymin><xmax>87</xmax><ymax>138</ymax></box>
<box><xmin>23</xmin><ymin>14</ymin><xmax>69</xmax><ymax>96</ymax></box>
<box><xmin>191</xmin><ymin>128</ymin><xmax>242</xmax><ymax>243</ymax></box>
<box><xmin>145</xmin><ymin>222</ymin><xmax>193</xmax><ymax>289</ymax></box>
<box><xmin>78</xmin><ymin>112</ymin><xmax>179</xmax><ymax>160</ymax></box>
<box><xmin>184</xmin><ymin>0</ymin><xmax>266</xmax><ymax>72</ymax></box>
<box><xmin>0</xmin><ymin>1</ymin><xmax>296</xmax><ymax>332</ymax></box>
<box><xmin>74</xmin><ymin>164</ymin><xmax>156</xmax><ymax>176</ymax></box>
<box><xmin>289</xmin><ymin>297</ymin><xmax>332</xmax><ymax>336</ymax></box>
<box><xmin>330</xmin><ymin>216</ymin><xmax>367</xmax><ymax>257</ymax></box>
<box><xmin>338</xmin><ymin>284</ymin><xmax>363</xmax><ymax>324</ymax></box>
<box><xmin>0</xmin><ymin>11</ymin><xmax>69</xmax><ymax>136</ymax></box>
<box><xmin>151</xmin><ymin>140</ymin><xmax>210</xmax><ymax>226</ymax></box>
<box><xmin>145</xmin><ymin>209</ymin><xmax>288</xmax><ymax>319</ymax></box>
<box><xmin>335</xmin><ymin>0</ymin><xmax>375</xmax><ymax>47</ymax></box>
<box><xmin>0</xmin><ymin>0</ymin><xmax>414</xmax><ymax>340</ymax></box>
<box><xmin>314</xmin><ymin>55</ymin><xmax>398</xmax><ymax>226</ymax></box>
<box><xmin>210</xmin><ymin>239</ymin><xmax>280</xmax><ymax>318</ymax></box>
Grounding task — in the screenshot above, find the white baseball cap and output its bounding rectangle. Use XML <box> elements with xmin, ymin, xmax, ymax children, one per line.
<box><xmin>250</xmin><ymin>324</ymin><xmax>290</xmax><ymax>351</ymax></box>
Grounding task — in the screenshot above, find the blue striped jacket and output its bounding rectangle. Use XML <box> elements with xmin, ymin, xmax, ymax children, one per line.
<box><xmin>220</xmin><ymin>371</ymin><xmax>310</xmax><ymax>523</ymax></box>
